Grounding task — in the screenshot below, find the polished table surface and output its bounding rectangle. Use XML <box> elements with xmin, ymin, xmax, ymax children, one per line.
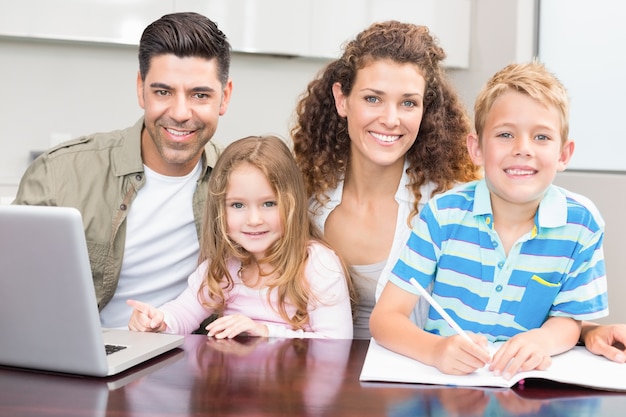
<box><xmin>1</xmin><ymin>335</ymin><xmax>625</xmax><ymax>416</ymax></box>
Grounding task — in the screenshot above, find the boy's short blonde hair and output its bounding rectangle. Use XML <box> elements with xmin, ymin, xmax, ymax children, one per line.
<box><xmin>473</xmin><ymin>61</ymin><xmax>570</xmax><ymax>143</ymax></box>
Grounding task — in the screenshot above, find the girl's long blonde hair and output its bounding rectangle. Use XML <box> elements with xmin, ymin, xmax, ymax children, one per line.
<box><xmin>199</xmin><ymin>135</ymin><xmax>348</xmax><ymax>329</ymax></box>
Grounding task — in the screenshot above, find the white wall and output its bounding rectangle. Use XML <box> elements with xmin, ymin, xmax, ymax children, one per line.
<box><xmin>0</xmin><ymin>39</ymin><xmax>140</xmax><ymax>185</ymax></box>
<box><xmin>539</xmin><ymin>0</ymin><xmax>626</xmax><ymax>171</ymax></box>
<box><xmin>554</xmin><ymin>172</ymin><xmax>624</xmax><ymax>325</ymax></box>
<box><xmin>0</xmin><ymin>0</ymin><xmax>531</xmax><ymax>186</ymax></box>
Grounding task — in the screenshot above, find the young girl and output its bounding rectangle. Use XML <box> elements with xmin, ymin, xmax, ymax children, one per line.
<box><xmin>127</xmin><ymin>135</ymin><xmax>354</xmax><ymax>339</ymax></box>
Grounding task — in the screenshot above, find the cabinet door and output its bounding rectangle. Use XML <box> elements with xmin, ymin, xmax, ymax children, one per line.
<box><xmin>0</xmin><ymin>0</ymin><xmax>173</xmax><ymax>44</ymax></box>
<box><xmin>179</xmin><ymin>0</ymin><xmax>470</xmax><ymax>66</ymax></box>
<box><xmin>1</xmin><ymin>0</ymin><xmax>470</xmax><ymax>67</ymax></box>
<box><xmin>308</xmin><ymin>0</ymin><xmax>369</xmax><ymax>59</ymax></box>
<box><xmin>367</xmin><ymin>0</ymin><xmax>471</xmax><ymax>68</ymax></box>
<box><xmin>176</xmin><ymin>0</ymin><xmax>312</xmax><ymax>57</ymax></box>
<box><xmin>310</xmin><ymin>0</ymin><xmax>470</xmax><ymax>67</ymax></box>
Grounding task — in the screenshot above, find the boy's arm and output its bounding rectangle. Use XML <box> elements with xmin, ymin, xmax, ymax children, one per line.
<box><xmin>370</xmin><ymin>281</ymin><xmax>490</xmax><ymax>375</ymax></box>
<box><xmin>490</xmin><ymin>316</ymin><xmax>581</xmax><ymax>379</ymax></box>
<box><xmin>581</xmin><ymin>321</ymin><xmax>626</xmax><ymax>363</ymax></box>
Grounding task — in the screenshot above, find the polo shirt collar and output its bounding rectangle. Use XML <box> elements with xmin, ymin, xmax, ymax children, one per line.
<box><xmin>473</xmin><ymin>179</ymin><xmax>492</xmax><ymax>216</ymax></box>
<box><xmin>473</xmin><ymin>179</ymin><xmax>567</xmax><ymax>229</ymax></box>
<box><xmin>537</xmin><ymin>184</ymin><xmax>568</xmax><ymax>228</ymax></box>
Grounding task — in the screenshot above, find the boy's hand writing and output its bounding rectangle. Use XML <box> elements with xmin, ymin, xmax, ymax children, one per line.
<box><xmin>127</xmin><ymin>299</ymin><xmax>166</xmax><ymax>333</ymax></box>
<box><xmin>205</xmin><ymin>314</ymin><xmax>269</xmax><ymax>339</ymax></box>
<box><xmin>489</xmin><ymin>331</ymin><xmax>551</xmax><ymax>379</ymax></box>
<box><xmin>433</xmin><ymin>333</ymin><xmax>491</xmax><ymax>375</ymax></box>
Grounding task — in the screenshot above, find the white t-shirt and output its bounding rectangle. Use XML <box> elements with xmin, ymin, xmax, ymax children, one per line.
<box><xmin>350</xmin><ymin>261</ymin><xmax>385</xmax><ymax>339</ymax></box>
<box><xmin>99</xmin><ymin>161</ymin><xmax>202</xmax><ymax>328</ymax></box>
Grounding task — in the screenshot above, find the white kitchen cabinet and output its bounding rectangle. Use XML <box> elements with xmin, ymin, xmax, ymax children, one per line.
<box><xmin>1</xmin><ymin>0</ymin><xmax>470</xmax><ymax>67</ymax></box>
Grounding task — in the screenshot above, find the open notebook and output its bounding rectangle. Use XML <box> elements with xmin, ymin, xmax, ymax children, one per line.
<box><xmin>0</xmin><ymin>205</ymin><xmax>184</xmax><ymax>376</ymax></box>
<box><xmin>360</xmin><ymin>339</ymin><xmax>626</xmax><ymax>391</ymax></box>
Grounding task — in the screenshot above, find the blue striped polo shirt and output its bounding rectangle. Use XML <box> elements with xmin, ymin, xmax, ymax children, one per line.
<box><xmin>389</xmin><ymin>179</ymin><xmax>608</xmax><ymax>342</ymax></box>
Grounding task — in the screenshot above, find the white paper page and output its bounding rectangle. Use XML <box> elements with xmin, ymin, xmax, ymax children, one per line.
<box><xmin>359</xmin><ymin>339</ymin><xmax>626</xmax><ymax>391</ymax></box>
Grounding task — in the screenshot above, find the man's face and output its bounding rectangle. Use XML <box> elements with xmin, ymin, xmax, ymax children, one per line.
<box><xmin>137</xmin><ymin>54</ymin><xmax>232</xmax><ymax>176</ymax></box>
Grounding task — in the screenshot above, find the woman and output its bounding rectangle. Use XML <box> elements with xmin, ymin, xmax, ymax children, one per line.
<box><xmin>292</xmin><ymin>21</ymin><xmax>479</xmax><ymax>339</ymax></box>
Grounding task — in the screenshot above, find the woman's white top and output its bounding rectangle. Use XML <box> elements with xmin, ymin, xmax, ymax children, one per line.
<box><xmin>309</xmin><ymin>160</ymin><xmax>432</xmax><ymax>339</ymax></box>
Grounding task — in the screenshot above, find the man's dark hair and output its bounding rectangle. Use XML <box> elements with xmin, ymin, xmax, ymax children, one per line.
<box><xmin>138</xmin><ymin>12</ymin><xmax>231</xmax><ymax>86</ymax></box>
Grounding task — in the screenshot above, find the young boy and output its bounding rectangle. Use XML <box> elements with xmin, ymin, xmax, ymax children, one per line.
<box><xmin>370</xmin><ymin>61</ymin><xmax>608</xmax><ymax>379</ymax></box>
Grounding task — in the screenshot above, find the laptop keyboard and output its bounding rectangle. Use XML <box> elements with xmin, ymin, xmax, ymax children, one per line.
<box><xmin>105</xmin><ymin>344</ymin><xmax>127</xmax><ymax>355</ymax></box>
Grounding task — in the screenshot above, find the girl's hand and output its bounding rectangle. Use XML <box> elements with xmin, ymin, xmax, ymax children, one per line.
<box><xmin>126</xmin><ymin>299</ymin><xmax>166</xmax><ymax>332</ymax></box>
<box><xmin>489</xmin><ymin>332</ymin><xmax>551</xmax><ymax>379</ymax></box>
<box><xmin>205</xmin><ymin>336</ymin><xmax>267</xmax><ymax>355</ymax></box>
<box><xmin>205</xmin><ymin>314</ymin><xmax>269</xmax><ymax>339</ymax></box>
<box><xmin>432</xmin><ymin>333</ymin><xmax>491</xmax><ymax>375</ymax></box>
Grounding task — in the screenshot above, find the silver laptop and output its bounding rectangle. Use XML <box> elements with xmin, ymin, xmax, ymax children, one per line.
<box><xmin>0</xmin><ymin>205</ymin><xmax>184</xmax><ymax>376</ymax></box>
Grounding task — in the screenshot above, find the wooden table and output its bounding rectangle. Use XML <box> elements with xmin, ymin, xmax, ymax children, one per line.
<box><xmin>1</xmin><ymin>336</ymin><xmax>625</xmax><ymax>416</ymax></box>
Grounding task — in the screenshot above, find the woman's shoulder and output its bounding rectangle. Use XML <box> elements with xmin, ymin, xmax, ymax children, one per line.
<box><xmin>308</xmin><ymin>181</ymin><xmax>344</xmax><ymax>231</ymax></box>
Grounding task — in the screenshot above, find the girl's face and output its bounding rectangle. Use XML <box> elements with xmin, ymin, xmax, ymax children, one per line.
<box><xmin>332</xmin><ymin>59</ymin><xmax>426</xmax><ymax>169</ymax></box>
<box><xmin>225</xmin><ymin>163</ymin><xmax>283</xmax><ymax>260</ymax></box>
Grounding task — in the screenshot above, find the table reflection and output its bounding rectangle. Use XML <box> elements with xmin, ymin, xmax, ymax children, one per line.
<box><xmin>2</xmin><ymin>337</ymin><xmax>625</xmax><ymax>417</ymax></box>
<box><xmin>186</xmin><ymin>336</ymin><xmax>351</xmax><ymax>416</ymax></box>
<box><xmin>382</xmin><ymin>385</ymin><xmax>607</xmax><ymax>417</ymax></box>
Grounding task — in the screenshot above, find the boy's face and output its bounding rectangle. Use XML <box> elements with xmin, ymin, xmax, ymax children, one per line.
<box><xmin>467</xmin><ymin>90</ymin><xmax>574</xmax><ymax>210</ymax></box>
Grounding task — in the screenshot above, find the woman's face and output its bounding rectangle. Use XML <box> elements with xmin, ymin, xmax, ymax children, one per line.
<box><xmin>332</xmin><ymin>59</ymin><xmax>426</xmax><ymax>169</ymax></box>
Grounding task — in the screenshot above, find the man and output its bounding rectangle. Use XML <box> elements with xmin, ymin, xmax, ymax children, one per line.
<box><xmin>13</xmin><ymin>12</ymin><xmax>231</xmax><ymax>328</ymax></box>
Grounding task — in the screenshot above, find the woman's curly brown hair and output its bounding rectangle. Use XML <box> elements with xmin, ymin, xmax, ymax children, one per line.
<box><xmin>291</xmin><ymin>21</ymin><xmax>480</xmax><ymax>225</ymax></box>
